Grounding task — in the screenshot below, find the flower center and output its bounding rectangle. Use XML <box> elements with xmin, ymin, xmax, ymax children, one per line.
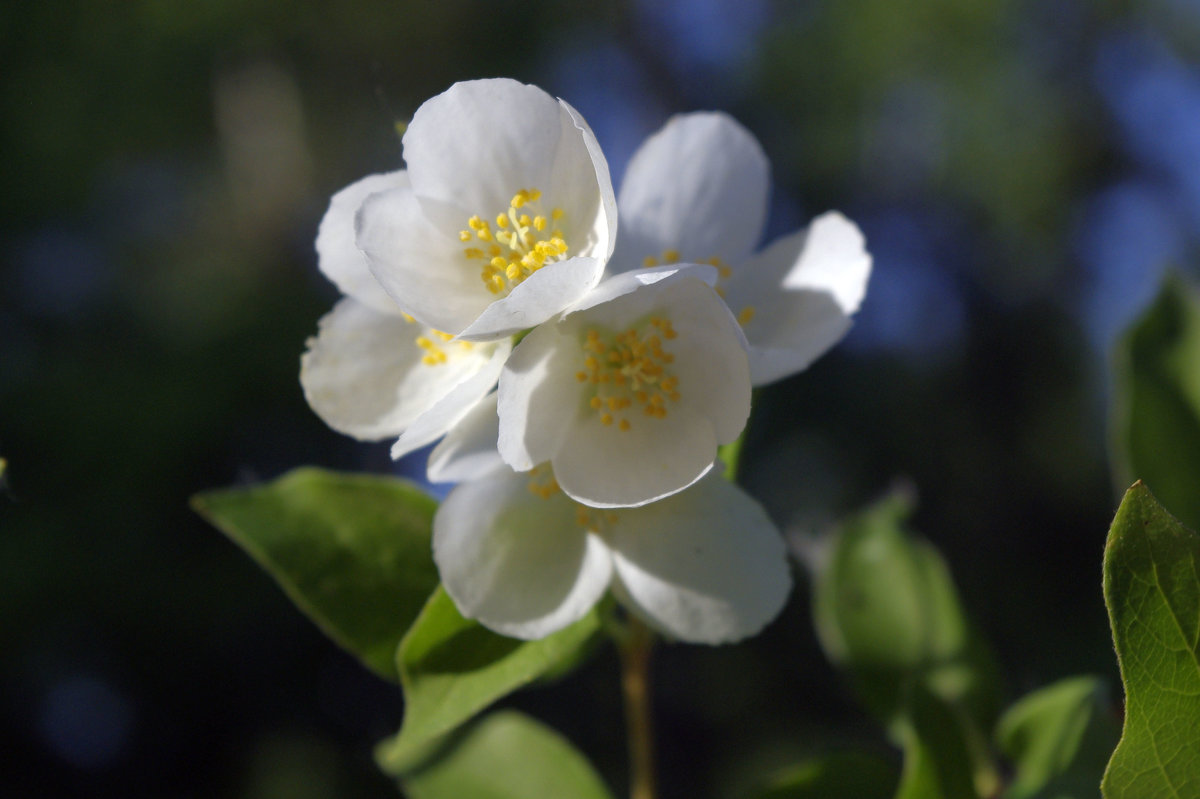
<box><xmin>404</xmin><ymin>314</ymin><xmax>474</xmax><ymax>366</ymax></box>
<box><xmin>641</xmin><ymin>251</ymin><xmax>755</xmax><ymax>327</ymax></box>
<box><xmin>574</xmin><ymin>317</ymin><xmax>681</xmax><ymax>432</ymax></box>
<box><xmin>460</xmin><ymin>188</ymin><xmax>569</xmax><ymax>296</ymax></box>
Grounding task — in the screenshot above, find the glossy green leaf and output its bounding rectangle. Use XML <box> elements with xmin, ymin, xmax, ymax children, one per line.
<box><xmin>996</xmin><ymin>676</ymin><xmax>1119</xmax><ymax>798</ymax></box>
<box><xmin>380</xmin><ymin>587</ymin><xmax>603</xmax><ymax>771</ymax></box>
<box><xmin>812</xmin><ymin>490</ymin><xmax>1001</xmax><ymax>728</ymax></box>
<box><xmin>386</xmin><ymin>711</ymin><xmax>613</xmax><ymax>799</ymax></box>
<box><xmin>192</xmin><ymin>467</ymin><xmax>439</xmax><ymax>681</ymax></box>
<box><xmin>746</xmin><ymin>751</ymin><xmax>898</xmax><ymax>799</ymax></box>
<box><xmin>1101</xmin><ymin>482</ymin><xmax>1200</xmax><ymax>799</ymax></box>
<box><xmin>1111</xmin><ymin>274</ymin><xmax>1200</xmax><ymax>532</ymax></box>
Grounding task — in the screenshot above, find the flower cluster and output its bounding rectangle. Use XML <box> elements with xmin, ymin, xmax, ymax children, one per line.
<box><xmin>301</xmin><ymin>79</ymin><xmax>871</xmax><ymax>644</ymax></box>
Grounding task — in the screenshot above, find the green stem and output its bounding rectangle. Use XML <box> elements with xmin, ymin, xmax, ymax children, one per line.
<box><xmin>618</xmin><ymin>617</ymin><xmax>657</xmax><ymax>799</ymax></box>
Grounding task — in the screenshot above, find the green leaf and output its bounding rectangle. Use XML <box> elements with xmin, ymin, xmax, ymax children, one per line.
<box><xmin>191</xmin><ymin>467</ymin><xmax>439</xmax><ymax>682</ymax></box>
<box><xmin>386</xmin><ymin>710</ymin><xmax>613</xmax><ymax>799</ymax></box>
<box><xmin>996</xmin><ymin>676</ymin><xmax>1120</xmax><ymax>798</ymax></box>
<box><xmin>894</xmin><ymin>684</ymin><xmax>981</xmax><ymax>799</ymax></box>
<box><xmin>380</xmin><ymin>587</ymin><xmax>602</xmax><ymax>771</ymax></box>
<box><xmin>812</xmin><ymin>490</ymin><xmax>1001</xmax><ymax>728</ymax></box>
<box><xmin>1111</xmin><ymin>273</ymin><xmax>1200</xmax><ymax>532</ymax></box>
<box><xmin>746</xmin><ymin>751</ymin><xmax>898</xmax><ymax>799</ymax></box>
<box><xmin>1101</xmin><ymin>482</ymin><xmax>1200</xmax><ymax>799</ymax></box>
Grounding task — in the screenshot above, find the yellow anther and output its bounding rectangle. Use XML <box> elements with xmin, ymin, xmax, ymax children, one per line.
<box><xmin>401</xmin><ymin>313</ymin><xmax>416</xmax><ymax>323</ymax></box>
<box><xmin>738</xmin><ymin>306</ymin><xmax>756</xmax><ymax>325</ymax></box>
<box><xmin>719</xmin><ymin>264</ymin><xmax>733</xmax><ymax>279</ymax></box>
<box><xmin>578</xmin><ymin>318</ymin><xmax>681</xmax><ymax>432</ymax></box>
<box><xmin>415</xmin><ymin>336</ymin><xmax>433</xmax><ymax>349</ymax></box>
<box><xmin>663</xmin><ymin>249</ymin><xmax>680</xmax><ymax>263</ymax></box>
<box><xmin>643</xmin><ymin>256</ymin><xmax>658</xmax><ymax>268</ymax></box>
<box><xmin>434</xmin><ymin>330</ymin><xmax>454</xmax><ymax>341</ymax></box>
<box><xmin>459</xmin><ymin>230</ymin><xmax>472</xmax><ymax>242</ymax></box>
<box><xmin>551</xmin><ymin>208</ymin><xmax>563</xmax><ymax>220</ymax></box>
<box><xmin>462</xmin><ymin>187</ymin><xmax>569</xmax><ymax>296</ymax></box>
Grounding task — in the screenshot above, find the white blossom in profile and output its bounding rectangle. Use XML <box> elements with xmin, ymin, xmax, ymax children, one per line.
<box><xmin>612</xmin><ymin>112</ymin><xmax>871</xmax><ymax>385</ymax></box>
<box><xmin>301</xmin><ymin>171</ymin><xmax>509</xmax><ymax>459</ymax></box>
<box><xmin>433</xmin><ymin>456</ymin><xmax>791</xmax><ymax>644</ymax></box>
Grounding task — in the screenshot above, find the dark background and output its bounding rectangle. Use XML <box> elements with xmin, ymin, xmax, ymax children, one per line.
<box><xmin>3</xmin><ymin>0</ymin><xmax>1199</xmax><ymax>796</ymax></box>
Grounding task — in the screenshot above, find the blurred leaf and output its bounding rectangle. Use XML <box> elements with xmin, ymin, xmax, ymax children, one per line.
<box><xmin>811</xmin><ymin>490</ymin><xmax>1001</xmax><ymax>797</ymax></box>
<box><xmin>379</xmin><ymin>587</ymin><xmax>602</xmax><ymax>772</ymax></box>
<box><xmin>1111</xmin><ymin>273</ymin><xmax>1200</xmax><ymax>531</ymax></box>
<box><xmin>388</xmin><ymin>710</ymin><xmax>613</xmax><ymax>799</ymax></box>
<box><xmin>192</xmin><ymin>467</ymin><xmax>439</xmax><ymax>682</ymax></box>
<box><xmin>812</xmin><ymin>490</ymin><xmax>1002</xmax><ymax>728</ymax></box>
<box><xmin>996</xmin><ymin>676</ymin><xmax>1119</xmax><ymax>798</ymax></box>
<box><xmin>1100</xmin><ymin>482</ymin><xmax>1200</xmax><ymax>798</ymax></box>
<box><xmin>746</xmin><ymin>751</ymin><xmax>898</xmax><ymax>799</ymax></box>
<box><xmin>894</xmin><ymin>684</ymin><xmax>981</xmax><ymax>799</ymax></box>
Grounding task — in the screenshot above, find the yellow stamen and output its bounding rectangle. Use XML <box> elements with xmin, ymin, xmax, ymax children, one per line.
<box><xmin>577</xmin><ymin>317</ymin><xmax>682</xmax><ymax>432</ymax></box>
<box><xmin>461</xmin><ymin>188</ymin><xmax>569</xmax><ymax>295</ymax></box>
<box><xmin>738</xmin><ymin>306</ymin><xmax>756</xmax><ymax>325</ymax></box>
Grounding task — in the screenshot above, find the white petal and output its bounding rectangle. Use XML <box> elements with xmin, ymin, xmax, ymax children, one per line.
<box><xmin>390</xmin><ymin>341</ymin><xmax>511</xmax><ymax>460</ymax></box>
<box><xmin>497</xmin><ymin>321</ymin><xmax>581</xmax><ymax>471</ymax></box>
<box><xmin>457</xmin><ymin>256</ymin><xmax>604</xmax><ymax>341</ymax></box>
<box><xmin>315</xmin><ymin>171</ymin><xmax>410</xmax><ymax>314</ymax></box>
<box><xmin>434</xmin><ymin>469</ymin><xmax>613</xmax><ymax>640</ymax></box>
<box><xmin>615</xmin><ymin>112</ymin><xmax>769</xmax><ymax>269</ymax></box>
<box><xmin>357</xmin><ymin>184</ymin><xmax>491</xmax><ymax>334</ymax></box>
<box><xmin>781</xmin><ymin>212</ymin><xmax>871</xmax><ymax>312</ymax></box>
<box><xmin>404</xmin><ymin>79</ymin><xmax>563</xmax><ymax>214</ymax></box>
<box><xmin>552</xmin><ymin>100</ymin><xmax>618</xmax><ymax>263</ymax></box>
<box><xmin>300</xmin><ymin>298</ymin><xmax>495</xmax><ymax>440</ymax></box>
<box><xmin>553</xmin><ymin>405</ymin><xmax>716</xmax><ymax>508</ymax></box>
<box><xmin>726</xmin><ymin>213</ymin><xmax>871</xmax><ymax>386</ymax></box>
<box><xmin>570</xmin><ymin>263</ymin><xmax>717</xmax><ymax>316</ymax></box>
<box><xmin>654</xmin><ymin>278</ymin><xmax>751</xmax><ymax>444</ymax></box>
<box><xmin>610</xmin><ymin>473</ymin><xmax>791</xmax><ymax>644</ymax></box>
<box><xmin>427</xmin><ymin>393</ymin><xmax>505</xmax><ymax>484</ymax></box>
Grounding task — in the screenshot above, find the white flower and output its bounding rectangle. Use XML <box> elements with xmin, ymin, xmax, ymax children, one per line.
<box><xmin>497</xmin><ymin>266</ymin><xmax>751</xmax><ymax>509</ymax></box>
<box><xmin>301</xmin><ymin>171</ymin><xmax>510</xmax><ymax>458</ymax></box>
<box><xmin>612</xmin><ymin>112</ymin><xmax>872</xmax><ymax>386</ymax></box>
<box><xmin>433</xmin><ymin>459</ymin><xmax>792</xmax><ymax>644</ymax></box>
<box><xmin>356</xmin><ymin>79</ymin><xmax>618</xmax><ymax>341</ymax></box>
